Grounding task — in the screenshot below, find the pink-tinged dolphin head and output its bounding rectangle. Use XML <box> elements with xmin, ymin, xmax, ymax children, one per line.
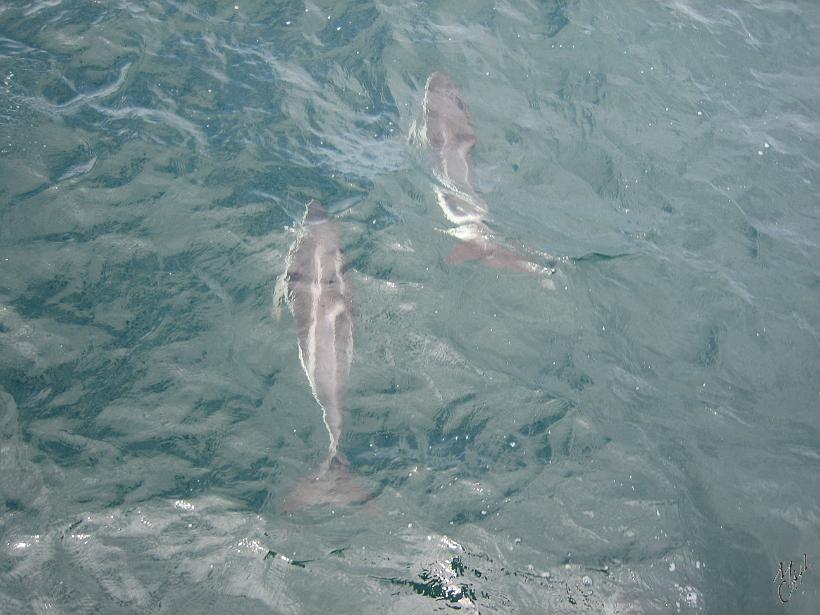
<box><xmin>424</xmin><ymin>71</ymin><xmax>478</xmax><ymax>154</ymax></box>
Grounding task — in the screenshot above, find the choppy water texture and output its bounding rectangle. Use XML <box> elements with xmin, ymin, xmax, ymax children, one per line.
<box><xmin>1</xmin><ymin>1</ymin><xmax>819</xmax><ymax>613</ymax></box>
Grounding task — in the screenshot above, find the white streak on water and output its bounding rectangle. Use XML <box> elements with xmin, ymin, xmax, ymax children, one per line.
<box><xmin>56</xmin><ymin>155</ymin><xmax>96</xmax><ymax>182</ymax></box>
<box><xmin>32</xmin><ymin>62</ymin><xmax>133</xmax><ymax>112</ymax></box>
<box><xmin>89</xmin><ymin>104</ymin><xmax>207</xmax><ymax>149</ymax></box>
<box><xmin>23</xmin><ymin>0</ymin><xmax>62</xmax><ymax>17</ymax></box>
<box><xmin>192</xmin><ymin>267</ymin><xmax>230</xmax><ymax>305</ymax></box>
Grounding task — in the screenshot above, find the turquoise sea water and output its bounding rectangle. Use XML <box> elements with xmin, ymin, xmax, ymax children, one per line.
<box><xmin>1</xmin><ymin>1</ymin><xmax>819</xmax><ymax>613</ymax></box>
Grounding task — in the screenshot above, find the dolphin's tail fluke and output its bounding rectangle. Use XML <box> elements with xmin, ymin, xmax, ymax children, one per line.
<box><xmin>444</xmin><ymin>224</ymin><xmax>556</xmax><ymax>285</ymax></box>
<box><xmin>283</xmin><ymin>455</ymin><xmax>372</xmax><ymax>512</ymax></box>
<box><xmin>446</xmin><ymin>237</ymin><xmax>538</xmax><ymax>273</ymax></box>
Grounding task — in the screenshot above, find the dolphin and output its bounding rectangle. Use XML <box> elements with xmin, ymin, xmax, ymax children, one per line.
<box><xmin>421</xmin><ymin>71</ymin><xmax>554</xmax><ymax>278</ymax></box>
<box><xmin>280</xmin><ymin>200</ymin><xmax>368</xmax><ymax>510</ymax></box>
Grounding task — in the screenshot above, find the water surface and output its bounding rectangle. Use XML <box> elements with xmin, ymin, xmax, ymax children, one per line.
<box><xmin>1</xmin><ymin>1</ymin><xmax>819</xmax><ymax>613</ymax></box>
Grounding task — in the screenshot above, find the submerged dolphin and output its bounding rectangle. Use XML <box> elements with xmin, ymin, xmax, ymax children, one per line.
<box><xmin>422</xmin><ymin>72</ymin><xmax>554</xmax><ymax>278</ymax></box>
<box><xmin>280</xmin><ymin>200</ymin><xmax>368</xmax><ymax>510</ymax></box>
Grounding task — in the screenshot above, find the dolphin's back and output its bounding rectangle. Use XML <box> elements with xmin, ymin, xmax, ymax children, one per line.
<box><xmin>285</xmin><ymin>200</ymin><xmax>352</xmax><ymax>459</ymax></box>
<box><xmin>423</xmin><ymin>72</ymin><xmax>488</xmax><ymax>225</ymax></box>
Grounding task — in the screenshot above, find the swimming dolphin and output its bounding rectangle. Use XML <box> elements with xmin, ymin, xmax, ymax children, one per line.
<box><xmin>280</xmin><ymin>200</ymin><xmax>368</xmax><ymax>510</ymax></box>
<box><xmin>421</xmin><ymin>71</ymin><xmax>554</xmax><ymax>278</ymax></box>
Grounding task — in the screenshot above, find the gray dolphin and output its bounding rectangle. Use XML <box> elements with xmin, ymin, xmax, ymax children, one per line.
<box><xmin>280</xmin><ymin>200</ymin><xmax>368</xmax><ymax>510</ymax></box>
<box><xmin>422</xmin><ymin>71</ymin><xmax>554</xmax><ymax>278</ymax></box>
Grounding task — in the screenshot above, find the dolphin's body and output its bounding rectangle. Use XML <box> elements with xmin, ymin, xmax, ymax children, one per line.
<box><xmin>281</xmin><ymin>200</ymin><xmax>366</xmax><ymax>509</ymax></box>
<box><xmin>422</xmin><ymin>71</ymin><xmax>488</xmax><ymax>227</ymax></box>
<box><xmin>422</xmin><ymin>72</ymin><xmax>553</xmax><ymax>277</ymax></box>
